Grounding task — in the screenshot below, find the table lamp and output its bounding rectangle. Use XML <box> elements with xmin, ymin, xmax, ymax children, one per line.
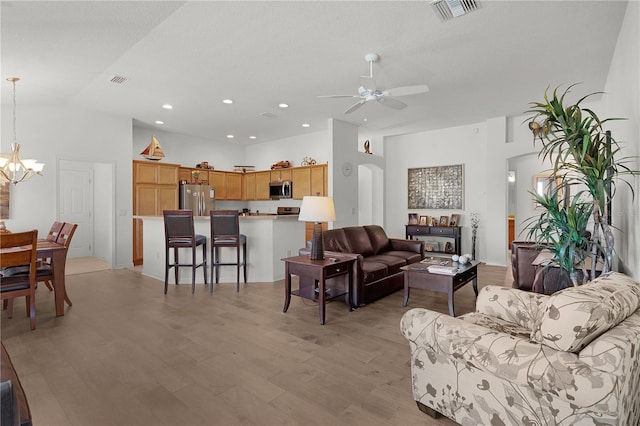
<box><xmin>298</xmin><ymin>196</ymin><xmax>336</xmax><ymax>260</ymax></box>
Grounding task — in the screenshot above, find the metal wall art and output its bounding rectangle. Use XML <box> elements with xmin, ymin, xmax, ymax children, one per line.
<box><xmin>408</xmin><ymin>164</ymin><xmax>464</xmax><ymax>209</ymax></box>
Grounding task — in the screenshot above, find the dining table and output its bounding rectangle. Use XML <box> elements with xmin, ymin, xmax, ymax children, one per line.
<box><xmin>0</xmin><ymin>238</ymin><xmax>70</xmax><ymax>317</ymax></box>
<box><xmin>36</xmin><ymin>239</ymin><xmax>70</xmax><ymax>316</ymax></box>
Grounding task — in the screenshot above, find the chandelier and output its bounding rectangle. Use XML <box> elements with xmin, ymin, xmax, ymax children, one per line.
<box><xmin>0</xmin><ymin>77</ymin><xmax>45</xmax><ymax>184</ymax></box>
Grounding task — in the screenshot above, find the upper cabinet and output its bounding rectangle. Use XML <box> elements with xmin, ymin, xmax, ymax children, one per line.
<box><xmin>271</xmin><ymin>168</ymin><xmax>292</xmax><ymax>183</ymax></box>
<box><xmin>208</xmin><ymin>171</ymin><xmax>226</xmax><ymax>199</ymax></box>
<box><xmin>243</xmin><ymin>172</ymin><xmax>256</xmax><ymax>200</ymax></box>
<box><xmin>292</xmin><ymin>164</ymin><xmax>327</xmax><ymax>199</ymax></box>
<box><xmin>141</xmin><ymin>161</ymin><xmax>327</xmax><ymax>203</ymax></box>
<box><xmin>255</xmin><ymin>171</ymin><xmax>271</xmax><ymax>200</ymax></box>
<box><xmin>225</xmin><ymin>173</ymin><xmax>242</xmax><ymax>200</ymax></box>
<box><xmin>208</xmin><ymin>171</ymin><xmax>242</xmax><ymax>200</ymax></box>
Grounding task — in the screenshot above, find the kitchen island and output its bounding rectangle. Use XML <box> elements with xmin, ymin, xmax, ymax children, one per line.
<box><xmin>135</xmin><ymin>214</ymin><xmax>305</xmax><ymax>284</ymax></box>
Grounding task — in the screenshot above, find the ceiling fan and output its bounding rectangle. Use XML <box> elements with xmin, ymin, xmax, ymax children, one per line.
<box><xmin>319</xmin><ymin>53</ymin><xmax>430</xmax><ymax>114</ymax></box>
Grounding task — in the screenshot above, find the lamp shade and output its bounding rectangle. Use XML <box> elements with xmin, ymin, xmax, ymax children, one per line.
<box><xmin>298</xmin><ymin>196</ymin><xmax>336</xmax><ymax>223</ymax></box>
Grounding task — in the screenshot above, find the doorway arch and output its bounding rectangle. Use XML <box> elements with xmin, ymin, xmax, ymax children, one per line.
<box><xmin>358</xmin><ymin>163</ymin><xmax>384</xmax><ymax>226</ymax></box>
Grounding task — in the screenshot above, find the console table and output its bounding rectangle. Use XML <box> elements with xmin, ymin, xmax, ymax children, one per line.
<box><xmin>405</xmin><ymin>225</ymin><xmax>461</xmax><ymax>256</ymax></box>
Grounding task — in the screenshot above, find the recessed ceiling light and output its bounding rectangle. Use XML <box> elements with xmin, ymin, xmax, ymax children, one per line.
<box><xmin>162</xmin><ymin>104</ymin><xmax>173</xmax><ymax>110</ymax></box>
<box><xmin>223</xmin><ymin>99</ymin><xmax>233</xmax><ymax>104</ymax></box>
<box><xmin>226</xmin><ymin>134</ymin><xmax>234</xmax><ymax>139</ymax></box>
<box><xmin>278</xmin><ymin>103</ymin><xmax>289</xmax><ymax>108</ymax></box>
<box><xmin>301</xmin><ymin>123</ymin><xmax>310</xmax><ymax>128</ymax></box>
<box><xmin>249</xmin><ymin>136</ymin><xmax>257</xmax><ymax>140</ymax></box>
<box><xmin>363</xmin><ymin>118</ymin><xmax>368</xmax><ymax>122</ymax></box>
<box><xmin>155</xmin><ymin>120</ymin><xmax>164</xmax><ymax>125</ymax></box>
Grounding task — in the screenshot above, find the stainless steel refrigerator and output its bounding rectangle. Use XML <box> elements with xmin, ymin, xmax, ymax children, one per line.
<box><xmin>179</xmin><ymin>184</ymin><xmax>216</xmax><ymax>216</ymax></box>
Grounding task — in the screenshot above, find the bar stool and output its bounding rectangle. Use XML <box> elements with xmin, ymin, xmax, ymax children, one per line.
<box><xmin>163</xmin><ymin>210</ymin><xmax>207</xmax><ymax>294</ymax></box>
<box><xmin>210</xmin><ymin>210</ymin><xmax>247</xmax><ymax>292</ymax></box>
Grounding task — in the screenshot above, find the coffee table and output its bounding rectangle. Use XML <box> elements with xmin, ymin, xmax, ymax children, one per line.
<box><xmin>401</xmin><ymin>260</ymin><xmax>479</xmax><ymax>316</ymax></box>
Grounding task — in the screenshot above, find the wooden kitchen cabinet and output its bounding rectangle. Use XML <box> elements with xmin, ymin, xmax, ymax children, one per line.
<box><xmin>209</xmin><ymin>171</ymin><xmax>226</xmax><ymax>199</ymax></box>
<box><xmin>132</xmin><ymin>160</ymin><xmax>179</xmax><ymax>265</ymax></box>
<box><xmin>225</xmin><ymin>173</ymin><xmax>242</xmax><ymax>200</ymax></box>
<box><xmin>179</xmin><ymin>167</ymin><xmax>208</xmax><ymax>184</ymax></box>
<box><xmin>292</xmin><ymin>164</ymin><xmax>327</xmax><ymax>199</ymax></box>
<box><xmin>255</xmin><ymin>171</ymin><xmax>271</xmax><ymax>200</ymax></box>
<box><xmin>292</xmin><ymin>167</ymin><xmax>311</xmax><ymax>199</ymax></box>
<box><xmin>271</xmin><ymin>168</ymin><xmax>292</xmax><ymax>182</ymax></box>
<box><xmin>243</xmin><ymin>172</ymin><xmax>256</xmax><ymax>200</ymax></box>
<box><xmin>310</xmin><ymin>165</ymin><xmax>326</xmax><ymax>196</ymax></box>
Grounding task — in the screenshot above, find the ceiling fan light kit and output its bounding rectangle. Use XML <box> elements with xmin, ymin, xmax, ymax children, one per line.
<box><xmin>319</xmin><ymin>53</ymin><xmax>430</xmax><ymax>115</ymax></box>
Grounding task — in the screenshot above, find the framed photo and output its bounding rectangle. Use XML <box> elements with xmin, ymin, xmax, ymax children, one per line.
<box><xmin>419</xmin><ymin>215</ymin><xmax>428</xmax><ymax>226</ymax></box>
<box><xmin>408</xmin><ymin>164</ymin><xmax>464</xmax><ymax>209</ymax></box>
<box><xmin>430</xmin><ymin>217</ymin><xmax>438</xmax><ymax>226</ymax></box>
<box><xmin>439</xmin><ymin>215</ymin><xmax>449</xmax><ymax>226</ymax></box>
<box><xmin>408</xmin><ymin>213</ymin><xmax>419</xmax><ymax>225</ymax></box>
<box><xmin>425</xmin><ymin>240</ymin><xmax>439</xmax><ymax>252</ymax></box>
<box><xmin>449</xmin><ymin>214</ymin><xmax>460</xmax><ymax>227</ymax></box>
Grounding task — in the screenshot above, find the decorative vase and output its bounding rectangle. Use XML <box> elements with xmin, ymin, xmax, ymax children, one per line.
<box><xmin>471</xmin><ymin>235</ymin><xmax>477</xmax><ymax>261</ymax></box>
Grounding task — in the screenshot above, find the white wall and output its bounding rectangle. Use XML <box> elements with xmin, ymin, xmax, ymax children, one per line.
<box><xmin>385</xmin><ymin>122</ymin><xmax>491</xmax><ymax>257</ymax></box>
<box><xmin>93</xmin><ymin>162</ymin><xmax>113</xmax><ymax>264</ymax></box>
<box><xmin>329</xmin><ymin>119</ymin><xmax>358</xmax><ymax>228</ymax></box>
<box><xmin>244</xmin><ymin>130</ymin><xmax>329</xmax><ymax>170</ymax></box>
<box><xmin>601</xmin><ymin>0</ymin><xmax>640</xmax><ymax>278</ymax></box>
<box><xmin>133</xmin><ymin>125</ymin><xmax>245</xmax><ymax>170</ymax></box>
<box><xmin>1</xmin><ymin>105</ymin><xmax>133</xmax><ymax>268</ymax></box>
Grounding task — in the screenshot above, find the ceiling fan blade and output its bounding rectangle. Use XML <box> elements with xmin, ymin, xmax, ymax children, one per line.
<box><xmin>377</xmin><ymin>97</ymin><xmax>407</xmax><ymax>110</ymax></box>
<box><xmin>344</xmin><ymin>100</ymin><xmax>366</xmax><ymax>114</ymax></box>
<box><xmin>386</xmin><ymin>84</ymin><xmax>430</xmax><ymax>97</ymax></box>
<box><xmin>318</xmin><ymin>94</ymin><xmax>358</xmax><ymax>98</ymax></box>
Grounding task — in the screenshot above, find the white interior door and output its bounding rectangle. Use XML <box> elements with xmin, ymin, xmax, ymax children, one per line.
<box><xmin>59</xmin><ymin>163</ymin><xmax>93</xmax><ymax>258</ymax></box>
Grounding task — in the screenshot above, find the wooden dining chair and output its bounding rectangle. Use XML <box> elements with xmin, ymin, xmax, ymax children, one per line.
<box><xmin>4</xmin><ymin>223</ymin><xmax>77</xmax><ymax>318</ymax></box>
<box><xmin>163</xmin><ymin>210</ymin><xmax>207</xmax><ymax>294</ymax></box>
<box><xmin>210</xmin><ymin>210</ymin><xmax>247</xmax><ymax>293</ymax></box>
<box><xmin>0</xmin><ymin>230</ymin><xmax>38</xmax><ymax>330</ymax></box>
<box><xmin>40</xmin><ymin>221</ymin><xmax>66</xmax><ymax>291</ymax></box>
<box><xmin>46</xmin><ymin>221</ymin><xmax>65</xmax><ymax>242</ymax></box>
<box><xmin>39</xmin><ymin>223</ymin><xmax>77</xmax><ymax>306</ymax></box>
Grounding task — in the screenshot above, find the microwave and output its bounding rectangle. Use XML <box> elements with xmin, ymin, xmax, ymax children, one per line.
<box><xmin>269</xmin><ymin>181</ymin><xmax>292</xmax><ymax>199</ymax></box>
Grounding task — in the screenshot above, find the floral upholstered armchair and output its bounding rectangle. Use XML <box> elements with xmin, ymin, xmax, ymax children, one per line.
<box><xmin>400</xmin><ymin>272</ymin><xmax>640</xmax><ymax>426</ymax></box>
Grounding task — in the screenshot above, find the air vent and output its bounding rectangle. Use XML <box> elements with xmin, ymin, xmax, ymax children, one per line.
<box><xmin>260</xmin><ymin>112</ymin><xmax>277</xmax><ymax>118</ymax></box>
<box><xmin>431</xmin><ymin>0</ymin><xmax>480</xmax><ymax>21</ymax></box>
<box><xmin>109</xmin><ymin>75</ymin><xmax>128</xmax><ymax>84</ymax></box>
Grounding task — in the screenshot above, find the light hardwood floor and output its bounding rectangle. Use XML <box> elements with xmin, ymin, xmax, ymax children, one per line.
<box><xmin>1</xmin><ymin>263</ymin><xmax>508</xmax><ymax>425</ymax></box>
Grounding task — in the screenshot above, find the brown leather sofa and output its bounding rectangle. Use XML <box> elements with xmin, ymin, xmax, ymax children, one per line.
<box><xmin>302</xmin><ymin>225</ymin><xmax>424</xmax><ymax>307</ymax></box>
<box><xmin>511</xmin><ymin>241</ymin><xmax>546</xmax><ymax>291</ymax></box>
<box><xmin>511</xmin><ymin>241</ymin><xmax>572</xmax><ymax>294</ymax></box>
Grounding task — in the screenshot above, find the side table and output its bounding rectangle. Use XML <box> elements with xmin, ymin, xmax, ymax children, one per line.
<box><xmin>282</xmin><ymin>255</ymin><xmax>355</xmax><ymax>325</ymax></box>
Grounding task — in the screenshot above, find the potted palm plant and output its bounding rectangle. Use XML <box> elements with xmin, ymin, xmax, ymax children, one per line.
<box><xmin>526</xmin><ymin>84</ymin><xmax>638</xmax><ymax>283</ymax></box>
<box><xmin>523</xmin><ymin>188</ymin><xmax>594</xmax><ymax>287</ymax></box>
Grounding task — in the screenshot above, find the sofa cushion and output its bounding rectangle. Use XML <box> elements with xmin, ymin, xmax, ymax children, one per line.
<box><xmin>531</xmin><ymin>272</ymin><xmax>640</xmax><ymax>353</ymax></box>
<box><xmin>367</xmin><ymin>254</ymin><xmax>406</xmax><ymax>275</ymax></box>
<box><xmin>363</xmin><ymin>225</ymin><xmax>391</xmax><ymax>254</ymax></box>
<box><xmin>361</xmin><ymin>260</ymin><xmax>388</xmax><ymax>284</ymax></box>
<box><xmin>343</xmin><ymin>227</ymin><xmax>375</xmax><ymax>257</ymax></box>
<box><xmin>322</xmin><ymin>228</ymin><xmax>352</xmax><ymax>253</ymax></box>
<box><xmin>384</xmin><ymin>251</ymin><xmax>422</xmax><ymax>265</ymax></box>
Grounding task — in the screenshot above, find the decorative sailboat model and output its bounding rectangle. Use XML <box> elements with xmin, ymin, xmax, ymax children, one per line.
<box><xmin>140</xmin><ymin>136</ymin><xmax>165</xmax><ymax>161</ymax></box>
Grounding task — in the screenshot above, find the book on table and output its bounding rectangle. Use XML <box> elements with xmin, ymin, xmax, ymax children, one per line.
<box><xmin>427</xmin><ymin>264</ymin><xmax>459</xmax><ymax>275</ymax></box>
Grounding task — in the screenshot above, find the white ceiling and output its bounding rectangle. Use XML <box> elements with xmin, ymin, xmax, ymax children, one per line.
<box><xmin>1</xmin><ymin>1</ymin><xmax>628</xmax><ymax>145</ymax></box>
